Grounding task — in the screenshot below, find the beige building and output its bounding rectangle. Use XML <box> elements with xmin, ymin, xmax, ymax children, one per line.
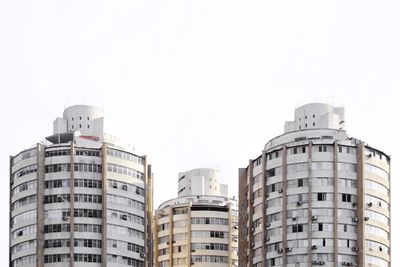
<box><xmin>10</xmin><ymin>105</ymin><xmax>153</xmax><ymax>267</ymax></box>
<box><xmin>239</xmin><ymin>103</ymin><xmax>391</xmax><ymax>267</ymax></box>
<box><xmin>155</xmin><ymin>168</ymin><xmax>238</xmax><ymax>267</ymax></box>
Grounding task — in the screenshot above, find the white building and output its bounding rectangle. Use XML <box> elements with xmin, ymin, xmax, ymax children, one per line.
<box><xmin>10</xmin><ymin>105</ymin><xmax>154</xmax><ymax>267</ymax></box>
<box><xmin>155</xmin><ymin>168</ymin><xmax>238</xmax><ymax>267</ymax></box>
<box><xmin>239</xmin><ymin>103</ymin><xmax>391</xmax><ymax>267</ymax></box>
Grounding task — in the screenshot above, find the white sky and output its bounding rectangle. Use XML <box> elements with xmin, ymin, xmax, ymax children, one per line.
<box><xmin>0</xmin><ymin>0</ymin><xmax>399</xmax><ymax>265</ymax></box>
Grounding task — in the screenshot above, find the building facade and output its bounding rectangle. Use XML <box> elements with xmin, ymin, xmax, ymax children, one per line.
<box><xmin>10</xmin><ymin>105</ymin><xmax>153</xmax><ymax>267</ymax></box>
<box><xmin>155</xmin><ymin>168</ymin><xmax>238</xmax><ymax>267</ymax></box>
<box><xmin>239</xmin><ymin>103</ymin><xmax>390</xmax><ymax>267</ymax></box>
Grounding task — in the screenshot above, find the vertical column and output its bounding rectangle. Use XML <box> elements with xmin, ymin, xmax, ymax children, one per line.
<box><xmin>168</xmin><ymin>207</ymin><xmax>173</xmax><ymax>267</ymax></box>
<box><xmin>388</xmin><ymin>157</ymin><xmax>391</xmax><ymax>267</ymax></box>
<box><xmin>69</xmin><ymin>143</ymin><xmax>75</xmax><ymax>267</ymax></box>
<box><xmin>247</xmin><ymin>160</ymin><xmax>254</xmax><ymax>267</ymax></box>
<box><xmin>227</xmin><ymin>202</ymin><xmax>232</xmax><ymax>267</ymax></box>
<box><xmin>36</xmin><ymin>143</ymin><xmax>45</xmax><ymax>267</ymax></box>
<box><xmin>333</xmin><ymin>142</ymin><xmax>338</xmax><ymax>266</ymax></box>
<box><xmin>145</xmin><ymin>162</ymin><xmax>154</xmax><ymax>267</ymax></box>
<box><xmin>187</xmin><ymin>203</ymin><xmax>192</xmax><ymax>267</ymax></box>
<box><xmin>238</xmin><ymin>167</ymin><xmax>249</xmax><ymax>267</ymax></box>
<box><xmin>356</xmin><ymin>143</ymin><xmax>365</xmax><ymax>267</ymax></box>
<box><xmin>9</xmin><ymin>156</ymin><xmax>13</xmax><ymax>267</ymax></box>
<box><xmin>101</xmin><ymin>144</ymin><xmax>108</xmax><ymax>267</ymax></box>
<box><xmin>261</xmin><ymin>152</ymin><xmax>267</xmax><ymax>267</ymax></box>
<box><xmin>307</xmin><ymin>142</ymin><xmax>313</xmax><ymax>267</ymax></box>
<box><xmin>281</xmin><ymin>146</ymin><xmax>288</xmax><ymax>267</ymax></box>
<box><xmin>154</xmin><ymin>210</ymin><xmax>159</xmax><ymax>267</ymax></box>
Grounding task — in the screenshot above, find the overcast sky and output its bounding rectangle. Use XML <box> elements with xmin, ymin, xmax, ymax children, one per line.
<box><xmin>1</xmin><ymin>0</ymin><xmax>399</xmax><ymax>265</ymax></box>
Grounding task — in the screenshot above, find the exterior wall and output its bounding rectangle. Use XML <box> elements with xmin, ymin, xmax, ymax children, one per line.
<box><xmin>284</xmin><ymin>103</ymin><xmax>345</xmax><ymax>133</ymax></box>
<box><xmin>240</xmin><ymin>104</ymin><xmax>390</xmax><ymax>267</ymax></box>
<box><xmin>155</xmin><ymin>196</ymin><xmax>238</xmax><ymax>267</ymax></box>
<box><xmin>53</xmin><ymin>105</ymin><xmax>104</xmax><ymax>138</ymax></box>
<box><xmin>178</xmin><ymin>169</ymin><xmax>228</xmax><ymax>198</ymax></box>
<box><xmin>241</xmin><ymin>138</ymin><xmax>390</xmax><ymax>267</ymax></box>
<box><xmin>10</xmin><ymin>105</ymin><xmax>152</xmax><ymax>267</ymax></box>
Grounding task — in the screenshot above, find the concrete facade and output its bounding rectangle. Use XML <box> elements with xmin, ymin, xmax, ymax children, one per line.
<box><xmin>10</xmin><ymin>105</ymin><xmax>153</xmax><ymax>267</ymax></box>
<box><xmin>239</xmin><ymin>103</ymin><xmax>390</xmax><ymax>267</ymax></box>
<box><xmin>155</xmin><ymin>168</ymin><xmax>238</xmax><ymax>267</ymax></box>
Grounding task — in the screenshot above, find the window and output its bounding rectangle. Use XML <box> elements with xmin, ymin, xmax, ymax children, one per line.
<box><xmin>319</xmin><ymin>145</ymin><xmax>328</xmax><ymax>152</ymax></box>
<box><xmin>317</xmin><ymin>193</ymin><xmax>327</xmax><ymax>201</ymax></box>
<box><xmin>293</xmin><ymin>147</ymin><xmax>297</xmax><ymax>154</ymax></box>
<box><xmin>298</xmin><ymin>179</ymin><xmax>303</xmax><ymax>187</ymax></box>
<box><xmin>344</xmin><ymin>224</ymin><xmax>347</xmax><ymax>232</ymax></box>
<box><xmin>313</xmin><ymin>122</ymin><xmax>315</xmax><ymax>126</ymax></box>
<box><xmin>292</xmin><ymin>224</ymin><xmax>303</xmax><ymax>233</ymax></box>
<box><xmin>302</xmin><ymin>146</ymin><xmax>306</xmax><ymax>153</ymax></box>
<box><xmin>342</xmin><ymin>194</ymin><xmax>351</xmax><ymax>203</ymax></box>
<box><xmin>319</xmin><ymin>223</ymin><xmax>323</xmax><ymax>231</ymax></box>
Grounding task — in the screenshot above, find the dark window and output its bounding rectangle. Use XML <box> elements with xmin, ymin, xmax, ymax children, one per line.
<box><xmin>293</xmin><ymin>147</ymin><xmax>297</xmax><ymax>154</ymax></box>
<box><xmin>317</xmin><ymin>193</ymin><xmax>327</xmax><ymax>201</ymax></box>
<box><xmin>318</xmin><ymin>223</ymin><xmax>323</xmax><ymax>231</ymax></box>
<box><xmin>323</xmin><ymin>238</ymin><xmax>326</xmax><ymax>246</ymax></box>
<box><xmin>302</xmin><ymin>146</ymin><xmax>306</xmax><ymax>153</ymax></box>
<box><xmin>267</xmin><ymin>168</ymin><xmax>275</xmax><ymax>177</ymax></box>
<box><xmin>292</xmin><ymin>224</ymin><xmax>303</xmax><ymax>233</ymax></box>
<box><xmin>342</xmin><ymin>194</ymin><xmax>351</xmax><ymax>202</ymax></box>
<box><xmin>298</xmin><ymin>179</ymin><xmax>303</xmax><ymax>187</ymax></box>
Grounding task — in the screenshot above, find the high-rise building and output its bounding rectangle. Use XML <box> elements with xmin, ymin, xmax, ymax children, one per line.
<box><xmin>154</xmin><ymin>168</ymin><xmax>238</xmax><ymax>267</ymax></box>
<box><xmin>238</xmin><ymin>103</ymin><xmax>391</xmax><ymax>267</ymax></box>
<box><xmin>10</xmin><ymin>105</ymin><xmax>153</xmax><ymax>267</ymax></box>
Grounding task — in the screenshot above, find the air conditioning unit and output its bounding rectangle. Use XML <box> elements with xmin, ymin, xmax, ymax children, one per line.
<box><xmin>139</xmin><ymin>253</ymin><xmax>145</xmax><ymax>258</ymax></box>
<box><xmin>367</xmin><ymin>202</ymin><xmax>373</xmax><ymax>207</ymax></box>
<box><xmin>233</xmin><ymin>225</ymin><xmax>238</xmax><ymax>229</ymax></box>
<box><xmin>312</xmin><ymin>260</ymin><xmax>319</xmax><ymax>265</ymax></box>
<box><xmin>311</xmin><ymin>215</ymin><xmax>318</xmax><ymax>221</ymax></box>
<box><xmin>318</xmin><ymin>261</ymin><xmax>325</xmax><ymax>265</ymax></box>
<box><xmin>278</xmin><ymin>188</ymin><xmax>283</xmax><ymax>193</ymax></box>
<box><xmin>286</xmin><ymin>247</ymin><xmax>292</xmax><ymax>252</ymax></box>
<box><xmin>352</xmin><ymin>217</ymin><xmax>358</xmax><ymax>222</ymax></box>
<box><xmin>277</xmin><ymin>248</ymin><xmax>283</xmax><ymax>253</ymax></box>
<box><xmin>292</xmin><ymin>217</ymin><xmax>297</xmax><ymax>221</ymax></box>
<box><xmin>312</xmin><ymin>245</ymin><xmax>317</xmax><ymax>250</ymax></box>
<box><xmin>364</xmin><ymin>216</ymin><xmax>369</xmax><ymax>221</ymax></box>
<box><xmin>266</xmin><ymin>222</ymin><xmax>271</xmax><ymax>227</ymax></box>
<box><xmin>297</xmin><ymin>201</ymin><xmax>303</xmax><ymax>206</ymax></box>
<box><xmin>352</xmin><ymin>202</ymin><xmax>357</xmax><ymax>207</ymax></box>
<box><xmin>266</xmin><ymin>237</ymin><xmax>270</xmax><ymax>241</ymax></box>
<box><xmin>122</xmin><ymin>185</ymin><xmax>128</xmax><ymax>190</ymax></box>
<box><xmin>352</xmin><ymin>246</ymin><xmax>359</xmax><ymax>252</ymax></box>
